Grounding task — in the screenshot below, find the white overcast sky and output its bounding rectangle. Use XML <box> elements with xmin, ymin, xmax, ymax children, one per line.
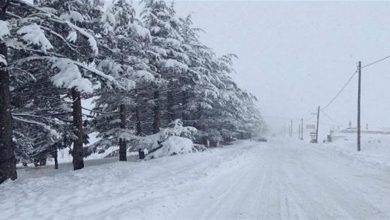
<box><xmin>173</xmin><ymin>1</ymin><xmax>390</xmax><ymax>133</ymax></box>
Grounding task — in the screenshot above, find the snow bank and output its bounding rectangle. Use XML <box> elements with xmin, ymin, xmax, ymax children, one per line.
<box><xmin>319</xmin><ymin>132</ymin><xmax>390</xmax><ymax>169</ymax></box>
<box><xmin>146</xmin><ymin>136</ymin><xmax>194</xmax><ymax>159</ymax></box>
<box><xmin>1</xmin><ymin>140</ymin><xmax>256</xmax><ymax>220</ymax></box>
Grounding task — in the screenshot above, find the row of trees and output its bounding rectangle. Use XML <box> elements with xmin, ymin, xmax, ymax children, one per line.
<box><xmin>0</xmin><ymin>0</ymin><xmax>264</xmax><ymax>184</ymax></box>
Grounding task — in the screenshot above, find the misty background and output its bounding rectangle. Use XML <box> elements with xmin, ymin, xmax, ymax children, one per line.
<box><xmin>173</xmin><ymin>1</ymin><xmax>390</xmax><ymax>135</ymax></box>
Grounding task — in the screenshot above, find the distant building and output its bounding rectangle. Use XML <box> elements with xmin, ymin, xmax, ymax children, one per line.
<box><xmin>341</xmin><ymin>127</ymin><xmax>390</xmax><ymax>135</ymax></box>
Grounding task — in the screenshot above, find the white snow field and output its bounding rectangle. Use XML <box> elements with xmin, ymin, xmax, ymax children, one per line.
<box><xmin>2</xmin><ymin>138</ymin><xmax>390</xmax><ymax>220</ymax></box>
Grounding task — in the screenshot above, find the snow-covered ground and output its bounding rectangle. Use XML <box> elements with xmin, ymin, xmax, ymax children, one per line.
<box><xmin>2</xmin><ymin>138</ymin><xmax>390</xmax><ymax>220</ymax></box>
<box><xmin>320</xmin><ymin>132</ymin><xmax>390</xmax><ymax>170</ymax></box>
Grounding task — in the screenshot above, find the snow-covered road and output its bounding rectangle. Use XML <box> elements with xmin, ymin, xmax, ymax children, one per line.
<box><xmin>2</xmin><ymin>138</ymin><xmax>390</xmax><ymax>220</ymax></box>
<box><xmin>174</xmin><ymin>139</ymin><xmax>390</xmax><ymax>220</ymax></box>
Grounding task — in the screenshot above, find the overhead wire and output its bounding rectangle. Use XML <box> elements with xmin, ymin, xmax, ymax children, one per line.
<box><xmin>318</xmin><ymin>54</ymin><xmax>390</xmax><ymax>127</ymax></box>
<box><xmin>321</xmin><ymin>70</ymin><xmax>358</xmax><ymax>111</ymax></box>
<box><xmin>362</xmin><ymin>55</ymin><xmax>390</xmax><ymax>69</ymax></box>
<box><xmin>322</xmin><ymin>54</ymin><xmax>390</xmax><ymax>112</ymax></box>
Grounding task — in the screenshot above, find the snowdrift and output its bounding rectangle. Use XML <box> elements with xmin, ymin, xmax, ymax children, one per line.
<box><xmin>134</xmin><ymin>119</ymin><xmax>201</xmax><ymax>159</ymax></box>
<box><xmin>322</xmin><ymin>132</ymin><xmax>390</xmax><ymax>169</ymax></box>
<box><xmin>146</xmin><ymin>136</ymin><xmax>194</xmax><ymax>159</ymax></box>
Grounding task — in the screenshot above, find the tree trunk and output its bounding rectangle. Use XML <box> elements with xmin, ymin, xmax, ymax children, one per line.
<box><xmin>135</xmin><ymin>89</ymin><xmax>142</xmax><ymax>136</ymax></box>
<box><xmin>119</xmin><ymin>104</ymin><xmax>127</xmax><ymax>161</ymax></box>
<box><xmin>54</xmin><ymin>153</ymin><xmax>58</xmax><ymax>169</ymax></box>
<box><xmin>182</xmin><ymin>90</ymin><xmax>188</xmax><ymax>122</ymax></box>
<box><xmin>152</xmin><ymin>90</ymin><xmax>160</xmax><ymax>134</ymax></box>
<box><xmin>51</xmin><ymin>145</ymin><xmax>58</xmax><ymax>170</ymax></box>
<box><xmin>135</xmin><ymin>106</ymin><xmax>142</xmax><ymax>135</ymax></box>
<box><xmin>167</xmin><ymin>90</ymin><xmax>175</xmax><ymax>123</ymax></box>
<box><xmin>0</xmin><ymin>31</ymin><xmax>17</xmax><ymax>184</ymax></box>
<box><xmin>71</xmin><ymin>88</ymin><xmax>84</xmax><ymax>170</ymax></box>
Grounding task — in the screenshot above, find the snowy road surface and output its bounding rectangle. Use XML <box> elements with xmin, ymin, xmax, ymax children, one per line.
<box><xmin>2</xmin><ymin>138</ymin><xmax>390</xmax><ymax>220</ymax></box>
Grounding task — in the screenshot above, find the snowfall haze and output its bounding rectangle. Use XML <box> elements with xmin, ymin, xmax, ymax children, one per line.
<box><xmin>175</xmin><ymin>1</ymin><xmax>390</xmax><ymax>133</ymax></box>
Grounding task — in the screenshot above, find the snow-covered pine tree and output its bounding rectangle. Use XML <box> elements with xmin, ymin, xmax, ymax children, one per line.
<box><xmin>205</xmin><ymin>54</ymin><xmax>264</xmax><ymax>143</ymax></box>
<box><xmin>141</xmin><ymin>0</ymin><xmax>189</xmax><ymax>133</ymax></box>
<box><xmin>238</xmin><ymin>91</ymin><xmax>266</xmax><ymax>138</ymax></box>
<box><xmin>0</xmin><ymin>0</ymin><xmax>17</xmax><ymax>184</ymax></box>
<box><xmin>176</xmin><ymin>15</ymin><xmax>216</xmax><ymax>128</ymax></box>
<box><xmin>186</xmin><ymin>48</ymin><xmax>264</xmax><ymax>145</ymax></box>
<box><xmin>11</xmin><ymin>73</ymin><xmax>72</xmax><ymax>168</ymax></box>
<box><xmin>31</xmin><ymin>0</ymin><xmax>118</xmax><ymax>170</ymax></box>
<box><xmin>183</xmin><ymin>45</ymin><xmax>224</xmax><ymax>146</ymax></box>
<box><xmin>91</xmin><ymin>0</ymin><xmax>152</xmax><ymax>161</ymax></box>
<box><xmin>1</xmin><ymin>0</ymin><xmax>265</xmax><ymax>184</ymax></box>
<box><xmin>0</xmin><ymin>0</ymin><xmax>118</xmax><ymax>179</ymax></box>
<box><xmin>143</xmin><ymin>3</ymin><xmax>264</xmax><ymax>146</ymax></box>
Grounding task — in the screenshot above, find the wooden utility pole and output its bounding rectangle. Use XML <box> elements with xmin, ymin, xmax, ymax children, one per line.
<box><xmin>357</xmin><ymin>61</ymin><xmax>362</xmax><ymax>151</ymax></box>
<box><xmin>300</xmin><ymin>118</ymin><xmax>304</xmax><ymax>140</ymax></box>
<box><xmin>315</xmin><ymin>106</ymin><xmax>320</xmax><ymax>143</ymax></box>
<box><xmin>298</xmin><ymin>125</ymin><xmax>301</xmax><ymax>139</ymax></box>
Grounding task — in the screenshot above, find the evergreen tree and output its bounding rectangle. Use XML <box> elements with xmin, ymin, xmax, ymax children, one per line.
<box><xmin>1</xmin><ymin>0</ymin><xmax>264</xmax><ymax>184</ymax></box>
<box><xmin>92</xmin><ymin>0</ymin><xmax>153</xmax><ymax>160</ymax></box>
<box><xmin>0</xmin><ymin>0</ymin><xmax>16</xmax><ymax>184</ymax></box>
<box><xmin>1</xmin><ymin>0</ymin><xmax>118</xmax><ymax>180</ymax></box>
<box><xmin>141</xmin><ymin>0</ymin><xmax>188</xmax><ymax>133</ymax></box>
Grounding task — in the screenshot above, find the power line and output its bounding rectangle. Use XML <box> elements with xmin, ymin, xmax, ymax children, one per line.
<box><xmin>321</xmin><ymin>54</ymin><xmax>390</xmax><ymax>112</ymax></box>
<box><xmin>321</xmin><ymin>70</ymin><xmax>358</xmax><ymax>111</ymax></box>
<box><xmin>362</xmin><ymin>55</ymin><xmax>390</xmax><ymax>69</ymax></box>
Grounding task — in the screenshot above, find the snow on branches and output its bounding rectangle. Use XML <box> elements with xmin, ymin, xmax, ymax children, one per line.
<box><xmin>51</xmin><ymin>58</ymin><xmax>93</xmax><ymax>93</ymax></box>
<box><xmin>17</xmin><ymin>23</ymin><xmax>53</xmax><ymax>53</ymax></box>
